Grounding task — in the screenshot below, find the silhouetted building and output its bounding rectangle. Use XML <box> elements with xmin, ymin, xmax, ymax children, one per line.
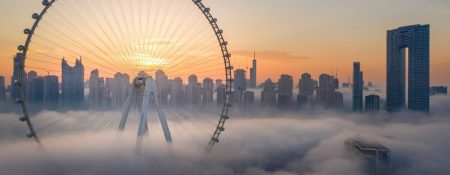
<box><xmin>387</xmin><ymin>24</ymin><xmax>430</xmax><ymax>112</ymax></box>
<box><xmin>278</xmin><ymin>74</ymin><xmax>293</xmax><ymax>107</ymax></box>
<box><xmin>170</xmin><ymin>77</ymin><xmax>184</xmax><ymax>105</ymax></box>
<box><xmin>43</xmin><ymin>75</ymin><xmax>59</xmax><ymax>106</ymax></box>
<box><xmin>346</xmin><ymin>139</ymin><xmax>390</xmax><ymax>175</ymax></box>
<box><xmin>250</xmin><ymin>53</ymin><xmax>257</xmax><ymax>88</ymax></box>
<box><xmin>216</xmin><ymin>84</ymin><xmax>226</xmax><ymax>105</ymax></box>
<box><xmin>261</xmin><ymin>79</ymin><xmax>276</xmax><ymax>106</ymax></box>
<box><xmin>156</xmin><ymin>70</ymin><xmax>170</xmax><ymax>104</ymax></box>
<box><xmin>61</xmin><ymin>57</ymin><xmax>84</xmax><ymax>105</ymax></box>
<box><xmin>0</xmin><ymin>75</ymin><xmax>6</xmax><ymax>100</ymax></box>
<box><xmin>215</xmin><ymin>79</ymin><xmax>223</xmax><ymax>90</ymax></box>
<box><xmin>365</xmin><ymin>95</ymin><xmax>380</xmax><ymax>112</ymax></box>
<box><xmin>243</xmin><ymin>91</ymin><xmax>255</xmax><ymax>106</ymax></box>
<box><xmin>89</xmin><ymin>69</ymin><xmax>105</xmax><ymax>107</ymax></box>
<box><xmin>11</xmin><ymin>53</ymin><xmax>26</xmax><ymax>101</ymax></box>
<box><xmin>317</xmin><ymin>74</ymin><xmax>343</xmax><ymax>108</ymax></box>
<box><xmin>186</xmin><ymin>75</ymin><xmax>201</xmax><ymax>105</ymax></box>
<box><xmin>430</xmin><ymin>86</ymin><xmax>447</xmax><ymax>95</ymax></box>
<box><xmin>353</xmin><ymin>62</ymin><xmax>364</xmax><ymax>112</ymax></box>
<box><xmin>234</xmin><ymin>69</ymin><xmax>246</xmax><ymax>104</ymax></box>
<box><xmin>298</xmin><ymin>73</ymin><xmax>314</xmax><ymax>105</ymax></box>
<box><xmin>202</xmin><ymin>78</ymin><xmax>214</xmax><ymax>104</ymax></box>
<box><xmin>28</xmin><ymin>75</ymin><xmax>45</xmax><ymax>103</ymax></box>
<box><xmin>111</xmin><ymin>72</ymin><xmax>129</xmax><ymax>108</ymax></box>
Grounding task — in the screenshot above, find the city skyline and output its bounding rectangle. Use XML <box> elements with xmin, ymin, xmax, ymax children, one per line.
<box><xmin>1</xmin><ymin>0</ymin><xmax>449</xmax><ymax>87</ymax></box>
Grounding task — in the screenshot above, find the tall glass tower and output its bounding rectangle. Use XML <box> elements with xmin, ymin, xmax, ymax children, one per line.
<box><xmin>387</xmin><ymin>24</ymin><xmax>430</xmax><ymax>112</ymax></box>
<box><xmin>352</xmin><ymin>62</ymin><xmax>364</xmax><ymax>112</ymax></box>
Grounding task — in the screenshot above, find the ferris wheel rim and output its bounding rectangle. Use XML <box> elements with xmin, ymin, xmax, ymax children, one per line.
<box><xmin>15</xmin><ymin>0</ymin><xmax>234</xmax><ymax>151</ymax></box>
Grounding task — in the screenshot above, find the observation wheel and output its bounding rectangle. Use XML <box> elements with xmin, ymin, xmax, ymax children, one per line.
<box><xmin>14</xmin><ymin>0</ymin><xmax>233</xmax><ymax>151</ymax></box>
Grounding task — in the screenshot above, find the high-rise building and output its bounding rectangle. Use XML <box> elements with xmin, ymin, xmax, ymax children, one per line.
<box><xmin>365</xmin><ymin>95</ymin><xmax>380</xmax><ymax>112</ymax></box>
<box><xmin>298</xmin><ymin>73</ymin><xmax>314</xmax><ymax>106</ymax></box>
<box><xmin>250</xmin><ymin>52</ymin><xmax>257</xmax><ymax>88</ymax></box>
<box><xmin>261</xmin><ymin>79</ymin><xmax>276</xmax><ymax>106</ymax></box>
<box><xmin>387</xmin><ymin>24</ymin><xmax>430</xmax><ymax>112</ymax></box>
<box><xmin>243</xmin><ymin>91</ymin><xmax>255</xmax><ymax>106</ymax></box>
<box><xmin>111</xmin><ymin>72</ymin><xmax>130</xmax><ymax>108</ymax></box>
<box><xmin>202</xmin><ymin>78</ymin><xmax>214</xmax><ymax>104</ymax></box>
<box><xmin>156</xmin><ymin>70</ymin><xmax>170</xmax><ymax>104</ymax></box>
<box><xmin>216</xmin><ymin>84</ymin><xmax>226</xmax><ymax>105</ymax></box>
<box><xmin>215</xmin><ymin>79</ymin><xmax>223</xmax><ymax>89</ymax></box>
<box><xmin>89</xmin><ymin>69</ymin><xmax>105</xmax><ymax>107</ymax></box>
<box><xmin>43</xmin><ymin>75</ymin><xmax>59</xmax><ymax>106</ymax></box>
<box><xmin>61</xmin><ymin>57</ymin><xmax>84</xmax><ymax>105</ymax></box>
<box><xmin>11</xmin><ymin>53</ymin><xmax>26</xmax><ymax>102</ymax></box>
<box><xmin>317</xmin><ymin>74</ymin><xmax>342</xmax><ymax>108</ymax></box>
<box><xmin>170</xmin><ymin>77</ymin><xmax>184</xmax><ymax>105</ymax></box>
<box><xmin>430</xmin><ymin>86</ymin><xmax>447</xmax><ymax>95</ymax></box>
<box><xmin>353</xmin><ymin>62</ymin><xmax>364</xmax><ymax>112</ymax></box>
<box><xmin>186</xmin><ymin>75</ymin><xmax>201</xmax><ymax>105</ymax></box>
<box><xmin>234</xmin><ymin>69</ymin><xmax>247</xmax><ymax>92</ymax></box>
<box><xmin>234</xmin><ymin>69</ymin><xmax>247</xmax><ymax>104</ymax></box>
<box><xmin>346</xmin><ymin>139</ymin><xmax>391</xmax><ymax>175</ymax></box>
<box><xmin>28</xmin><ymin>76</ymin><xmax>45</xmax><ymax>103</ymax></box>
<box><xmin>278</xmin><ymin>74</ymin><xmax>293</xmax><ymax>107</ymax></box>
<box><xmin>0</xmin><ymin>75</ymin><xmax>6</xmax><ymax>100</ymax></box>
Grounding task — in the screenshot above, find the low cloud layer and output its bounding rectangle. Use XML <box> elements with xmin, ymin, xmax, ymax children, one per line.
<box><xmin>1</xmin><ymin>95</ymin><xmax>450</xmax><ymax>175</ymax></box>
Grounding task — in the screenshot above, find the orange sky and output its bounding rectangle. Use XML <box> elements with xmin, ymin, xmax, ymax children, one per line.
<box><xmin>1</xmin><ymin>0</ymin><xmax>449</xmax><ymax>87</ymax></box>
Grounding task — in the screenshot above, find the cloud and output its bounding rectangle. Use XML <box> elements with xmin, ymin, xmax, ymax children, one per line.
<box><xmin>233</xmin><ymin>50</ymin><xmax>310</xmax><ymax>62</ymax></box>
<box><xmin>1</xmin><ymin>95</ymin><xmax>450</xmax><ymax>175</ymax></box>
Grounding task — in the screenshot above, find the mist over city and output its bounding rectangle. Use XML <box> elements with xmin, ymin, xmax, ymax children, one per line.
<box><xmin>0</xmin><ymin>0</ymin><xmax>449</xmax><ymax>175</ymax></box>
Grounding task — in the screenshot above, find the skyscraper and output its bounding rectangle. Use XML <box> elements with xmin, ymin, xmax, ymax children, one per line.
<box><xmin>170</xmin><ymin>77</ymin><xmax>184</xmax><ymax>105</ymax></box>
<box><xmin>278</xmin><ymin>74</ymin><xmax>293</xmax><ymax>107</ymax></box>
<box><xmin>353</xmin><ymin>62</ymin><xmax>364</xmax><ymax>112</ymax></box>
<box><xmin>111</xmin><ymin>72</ymin><xmax>130</xmax><ymax>108</ymax></box>
<box><xmin>11</xmin><ymin>53</ymin><xmax>26</xmax><ymax>102</ymax></box>
<box><xmin>243</xmin><ymin>91</ymin><xmax>255</xmax><ymax>106</ymax></box>
<box><xmin>216</xmin><ymin>84</ymin><xmax>226</xmax><ymax>105</ymax></box>
<box><xmin>317</xmin><ymin>74</ymin><xmax>342</xmax><ymax>108</ymax></box>
<box><xmin>89</xmin><ymin>69</ymin><xmax>105</xmax><ymax>107</ymax></box>
<box><xmin>156</xmin><ymin>70</ymin><xmax>170</xmax><ymax>104</ymax></box>
<box><xmin>261</xmin><ymin>79</ymin><xmax>276</xmax><ymax>106</ymax></box>
<box><xmin>202</xmin><ymin>78</ymin><xmax>214</xmax><ymax>104</ymax></box>
<box><xmin>234</xmin><ymin>69</ymin><xmax>247</xmax><ymax>104</ymax></box>
<box><xmin>43</xmin><ymin>75</ymin><xmax>59</xmax><ymax>106</ymax></box>
<box><xmin>62</xmin><ymin>57</ymin><xmax>85</xmax><ymax>105</ymax></box>
<box><xmin>250</xmin><ymin>52</ymin><xmax>257</xmax><ymax>88</ymax></box>
<box><xmin>187</xmin><ymin>74</ymin><xmax>201</xmax><ymax>105</ymax></box>
<box><xmin>298</xmin><ymin>73</ymin><xmax>314</xmax><ymax>105</ymax></box>
<box><xmin>0</xmin><ymin>75</ymin><xmax>6</xmax><ymax>100</ymax></box>
<box><xmin>365</xmin><ymin>95</ymin><xmax>380</xmax><ymax>112</ymax></box>
<box><xmin>387</xmin><ymin>24</ymin><xmax>430</xmax><ymax>112</ymax></box>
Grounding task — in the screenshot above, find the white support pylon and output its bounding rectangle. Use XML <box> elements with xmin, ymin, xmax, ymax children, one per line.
<box><xmin>118</xmin><ymin>73</ymin><xmax>172</xmax><ymax>143</ymax></box>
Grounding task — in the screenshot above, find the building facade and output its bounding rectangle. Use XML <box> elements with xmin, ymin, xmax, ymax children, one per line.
<box><xmin>0</xmin><ymin>75</ymin><xmax>6</xmax><ymax>100</ymax></box>
<box><xmin>250</xmin><ymin>53</ymin><xmax>257</xmax><ymax>88</ymax></box>
<box><xmin>61</xmin><ymin>58</ymin><xmax>85</xmax><ymax>105</ymax></box>
<box><xmin>278</xmin><ymin>74</ymin><xmax>293</xmax><ymax>107</ymax></box>
<box><xmin>387</xmin><ymin>24</ymin><xmax>430</xmax><ymax>112</ymax></box>
<box><xmin>261</xmin><ymin>79</ymin><xmax>276</xmax><ymax>106</ymax></box>
<box><xmin>365</xmin><ymin>95</ymin><xmax>380</xmax><ymax>112</ymax></box>
<box><xmin>353</xmin><ymin>62</ymin><xmax>364</xmax><ymax>112</ymax></box>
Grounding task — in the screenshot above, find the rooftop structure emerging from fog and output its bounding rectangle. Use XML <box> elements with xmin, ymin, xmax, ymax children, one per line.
<box><xmin>345</xmin><ymin>139</ymin><xmax>390</xmax><ymax>175</ymax></box>
<box><xmin>316</xmin><ymin>74</ymin><xmax>343</xmax><ymax>108</ymax></box>
<box><xmin>278</xmin><ymin>74</ymin><xmax>293</xmax><ymax>107</ymax></box>
<box><xmin>261</xmin><ymin>79</ymin><xmax>276</xmax><ymax>106</ymax></box>
<box><xmin>430</xmin><ymin>86</ymin><xmax>447</xmax><ymax>95</ymax></box>
<box><xmin>297</xmin><ymin>73</ymin><xmax>314</xmax><ymax>106</ymax></box>
<box><xmin>387</xmin><ymin>24</ymin><xmax>430</xmax><ymax>112</ymax></box>
<box><xmin>365</xmin><ymin>95</ymin><xmax>380</xmax><ymax>112</ymax></box>
<box><xmin>353</xmin><ymin>62</ymin><xmax>364</xmax><ymax>112</ymax></box>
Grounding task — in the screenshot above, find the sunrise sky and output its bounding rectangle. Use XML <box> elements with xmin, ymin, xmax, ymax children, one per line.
<box><xmin>0</xmin><ymin>0</ymin><xmax>449</xmax><ymax>87</ymax></box>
